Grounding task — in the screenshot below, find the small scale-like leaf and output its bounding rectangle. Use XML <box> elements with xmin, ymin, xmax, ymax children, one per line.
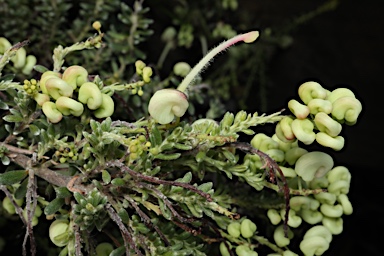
<box><xmin>0</xmin><ymin>74</ymin><xmax>15</xmax><ymax>81</ymax></box>
<box><xmin>3</xmin><ymin>114</ymin><xmax>24</xmax><ymax>123</ymax></box>
<box><xmin>0</xmin><ymin>170</ymin><xmax>28</xmax><ymax>185</ymax></box>
<box><xmin>118</xmin><ymin>208</ymin><xmax>130</xmax><ymax>222</ymax></box>
<box><xmin>0</xmin><ymin>100</ymin><xmax>8</xmax><ymax>110</ymax></box>
<box><xmin>173</xmin><ymin>143</ymin><xmax>192</xmax><ymax>150</ymax></box>
<box><xmin>109</xmin><ymin>246</ymin><xmax>125</xmax><ymax>256</ymax></box>
<box><xmin>14</xmin><ymin>178</ymin><xmax>28</xmax><ymax>199</ymax></box>
<box><xmin>150</xmin><ymin>125</ymin><xmax>162</xmax><ymax>146</ymax></box>
<box><xmin>74</xmin><ymin>192</ymin><xmax>86</xmax><ymax>204</ymax></box>
<box><xmin>44</xmin><ymin>198</ymin><xmax>65</xmax><ymax>215</ymax></box>
<box><xmin>241</xmin><ymin>129</ymin><xmax>255</xmax><ymax>135</ymax></box>
<box><xmin>197</xmin><ymin>182</ymin><xmax>213</xmax><ymax>193</ymax></box>
<box><xmin>176</xmin><ymin>172</ymin><xmax>192</xmax><ymax>183</ymax></box>
<box><xmin>158</xmin><ymin>199</ymin><xmax>172</xmax><ymax>220</ymax></box>
<box><xmin>154</xmin><ymin>153</ymin><xmax>181</xmax><ymax>160</ymax></box>
<box><xmin>54</xmin><ymin>187</ymin><xmax>72</xmax><ymax>198</ymax></box>
<box><xmin>1</xmin><ymin>155</ymin><xmax>10</xmax><ymax>165</ymax></box>
<box><xmin>33</xmin><ymin>64</ymin><xmax>49</xmax><ymax>73</ymax></box>
<box><xmin>28</xmin><ymin>124</ymin><xmax>40</xmax><ymax>136</ymax></box>
<box><xmin>102</xmin><ymin>170</ymin><xmax>111</xmax><ymax>184</ymax></box>
<box><xmin>111</xmin><ymin>178</ymin><xmax>125</xmax><ymax>186</ymax></box>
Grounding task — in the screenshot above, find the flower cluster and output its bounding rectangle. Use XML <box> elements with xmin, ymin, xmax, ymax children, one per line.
<box><xmin>27</xmin><ymin>65</ymin><xmax>115</xmax><ymax>123</ymax></box>
<box><xmin>277</xmin><ymin>81</ymin><xmax>362</xmax><ymax>150</ymax></box>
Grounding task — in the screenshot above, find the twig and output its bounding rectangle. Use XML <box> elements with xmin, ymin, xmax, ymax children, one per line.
<box><xmin>106</xmin><ymin>203</ymin><xmax>143</xmax><ymax>256</ymax></box>
<box><xmin>124</xmin><ymin>194</ymin><xmax>170</xmax><ymax>246</ymax></box>
<box><xmin>224</xmin><ymin>142</ymin><xmax>290</xmax><ymax>237</ymax></box>
<box><xmin>106</xmin><ymin>160</ymin><xmax>213</xmax><ymax>202</ymax></box>
<box><xmin>23</xmin><ymin>169</ymin><xmax>37</xmax><ymax>256</ymax></box>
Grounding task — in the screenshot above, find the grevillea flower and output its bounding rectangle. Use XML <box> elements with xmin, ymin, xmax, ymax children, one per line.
<box><xmin>148</xmin><ymin>31</ymin><xmax>259</xmax><ymax>124</ymax></box>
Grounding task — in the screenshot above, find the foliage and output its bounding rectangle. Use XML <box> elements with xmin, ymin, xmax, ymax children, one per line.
<box><xmin>0</xmin><ymin>1</ymin><xmax>361</xmax><ymax>256</ymax></box>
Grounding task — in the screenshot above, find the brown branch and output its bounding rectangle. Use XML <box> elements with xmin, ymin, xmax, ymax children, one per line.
<box><xmin>8</xmin><ymin>152</ymin><xmax>93</xmax><ymax>194</ymax></box>
<box><xmin>223</xmin><ymin>142</ymin><xmax>290</xmax><ymax>237</ymax></box>
<box><xmin>106</xmin><ymin>203</ymin><xmax>143</xmax><ymax>256</ymax></box>
<box><xmin>106</xmin><ymin>160</ymin><xmax>213</xmax><ymax>202</ymax></box>
<box><xmin>124</xmin><ymin>194</ymin><xmax>170</xmax><ymax>246</ymax></box>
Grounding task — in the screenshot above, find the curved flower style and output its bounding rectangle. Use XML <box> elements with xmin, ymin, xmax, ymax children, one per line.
<box><xmin>94</xmin><ymin>93</ymin><xmax>115</xmax><ymax>118</ymax></box>
<box><xmin>267</xmin><ymin>209</ymin><xmax>281</xmax><ymax>225</ymax></box>
<box><xmin>78</xmin><ymin>82</ymin><xmax>103</xmax><ymax>110</ymax></box>
<box><xmin>307</xmin><ymin>99</ymin><xmax>332</xmax><ymax>115</ymax></box>
<box><xmin>327</xmin><ymin>166</ymin><xmax>351</xmax><ymax>184</ymax></box>
<box><xmin>314</xmin><ymin>112</ymin><xmax>342</xmax><ymax>137</ymax></box>
<box><xmin>295</xmin><ymin>151</ymin><xmax>334</xmax><ymax>182</ymax></box>
<box><xmin>275</xmin><ymin>116</ymin><xmax>296</xmax><ymax>143</ymax></box>
<box><xmin>320</xmin><ymin>203</ymin><xmax>343</xmax><ymax>218</ymax></box>
<box><xmin>42</xmin><ymin>101</ymin><xmax>63</xmax><ymax>123</ymax></box>
<box><xmin>148</xmin><ymin>89</ymin><xmax>189</xmax><ymax>124</ymax></box>
<box><xmin>298</xmin><ymin>81</ymin><xmax>328</xmax><ymax>105</ymax></box>
<box><xmin>337</xmin><ymin>194</ymin><xmax>353</xmax><ymax>215</ymax></box>
<box><xmin>45</xmin><ymin>77</ymin><xmax>74</xmax><ymax>100</ymax></box>
<box><xmin>284</xmin><ymin>147</ymin><xmax>308</xmax><ymax>166</ymax></box>
<box><xmin>62</xmin><ymin>65</ymin><xmax>89</xmax><ymax>90</ymax></box>
<box><xmin>251</xmin><ymin>133</ymin><xmax>279</xmax><ymax>152</ymax></box>
<box><xmin>39</xmin><ymin>71</ymin><xmax>62</xmax><ymax>95</ymax></box>
<box><xmin>300</xmin><ymin>225</ymin><xmax>332</xmax><ymax>256</ymax></box>
<box><xmin>291</xmin><ymin>119</ymin><xmax>316</xmax><ymax>145</ymax></box>
<box><xmin>326</xmin><ymin>88</ymin><xmax>355</xmax><ymax>103</ymax></box>
<box><xmin>314</xmin><ymin>192</ymin><xmax>337</xmax><ymax>205</ymax></box>
<box><xmin>331</xmin><ymin>96</ymin><xmax>362</xmax><ymax>125</ymax></box>
<box><xmin>49</xmin><ymin>219</ymin><xmax>70</xmax><ymax>247</ymax></box>
<box><xmin>288</xmin><ymin>99</ymin><xmax>310</xmax><ymax>119</ymax></box>
<box><xmin>281</xmin><ymin>209</ymin><xmax>302</xmax><ymax>228</ymax></box>
<box><xmin>315</xmin><ymin>132</ymin><xmax>345</xmax><ymax>151</ymax></box>
<box><xmin>322</xmin><ymin>216</ymin><xmax>343</xmax><ymax>235</ymax></box>
<box><xmin>300</xmin><ymin>209</ymin><xmax>323</xmax><ymax>225</ymax></box>
<box><xmin>290</xmin><ymin>196</ymin><xmax>320</xmax><ymax>212</ymax></box>
<box><xmin>56</xmin><ymin>96</ymin><xmax>84</xmax><ymax>116</ymax></box>
<box><xmin>33</xmin><ymin>93</ymin><xmax>50</xmax><ymax>106</ymax></box>
<box><xmin>327</xmin><ymin>180</ymin><xmax>350</xmax><ymax>195</ymax></box>
<box><xmin>274</xmin><ymin>224</ymin><xmax>293</xmax><ymax>247</ymax></box>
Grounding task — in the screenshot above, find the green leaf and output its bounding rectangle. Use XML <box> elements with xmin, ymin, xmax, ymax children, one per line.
<box><xmin>110</xmin><ymin>246</ymin><xmax>125</xmax><ymax>256</ymax></box>
<box><xmin>44</xmin><ymin>198</ymin><xmax>65</xmax><ymax>215</ymax></box>
<box><xmin>176</xmin><ymin>172</ymin><xmax>192</xmax><ymax>183</ymax></box>
<box><xmin>154</xmin><ymin>153</ymin><xmax>181</xmax><ymax>160</ymax></box>
<box><xmin>3</xmin><ymin>114</ymin><xmax>24</xmax><ymax>123</ymax></box>
<box><xmin>118</xmin><ymin>208</ymin><xmax>130</xmax><ymax>222</ymax></box>
<box><xmin>150</xmin><ymin>125</ymin><xmax>162</xmax><ymax>146</ymax></box>
<box><xmin>0</xmin><ymin>170</ymin><xmax>28</xmax><ymax>185</ymax></box>
<box><xmin>111</xmin><ymin>178</ymin><xmax>125</xmax><ymax>186</ymax></box>
<box><xmin>33</xmin><ymin>64</ymin><xmax>49</xmax><ymax>73</ymax></box>
<box><xmin>102</xmin><ymin>170</ymin><xmax>111</xmax><ymax>184</ymax></box>
<box><xmin>14</xmin><ymin>178</ymin><xmax>28</xmax><ymax>199</ymax></box>
<box><xmin>0</xmin><ymin>74</ymin><xmax>15</xmax><ymax>81</ymax></box>
<box><xmin>54</xmin><ymin>187</ymin><xmax>72</xmax><ymax>198</ymax></box>
<box><xmin>1</xmin><ymin>155</ymin><xmax>10</xmax><ymax>165</ymax></box>
<box><xmin>74</xmin><ymin>192</ymin><xmax>86</xmax><ymax>204</ymax></box>
<box><xmin>197</xmin><ymin>182</ymin><xmax>213</xmax><ymax>193</ymax></box>
<box><xmin>241</xmin><ymin>129</ymin><xmax>255</xmax><ymax>135</ymax></box>
<box><xmin>173</xmin><ymin>143</ymin><xmax>192</xmax><ymax>150</ymax></box>
<box><xmin>28</xmin><ymin>124</ymin><xmax>40</xmax><ymax>136</ymax></box>
<box><xmin>0</xmin><ymin>100</ymin><xmax>8</xmax><ymax>110</ymax></box>
<box><xmin>158</xmin><ymin>199</ymin><xmax>172</xmax><ymax>220</ymax></box>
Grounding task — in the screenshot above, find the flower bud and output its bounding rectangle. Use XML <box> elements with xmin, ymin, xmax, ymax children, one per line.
<box><xmin>148</xmin><ymin>89</ymin><xmax>189</xmax><ymax>124</ymax></box>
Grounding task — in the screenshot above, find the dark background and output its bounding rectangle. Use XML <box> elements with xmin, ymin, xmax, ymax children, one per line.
<box><xmin>254</xmin><ymin>0</ymin><xmax>383</xmax><ymax>255</ymax></box>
